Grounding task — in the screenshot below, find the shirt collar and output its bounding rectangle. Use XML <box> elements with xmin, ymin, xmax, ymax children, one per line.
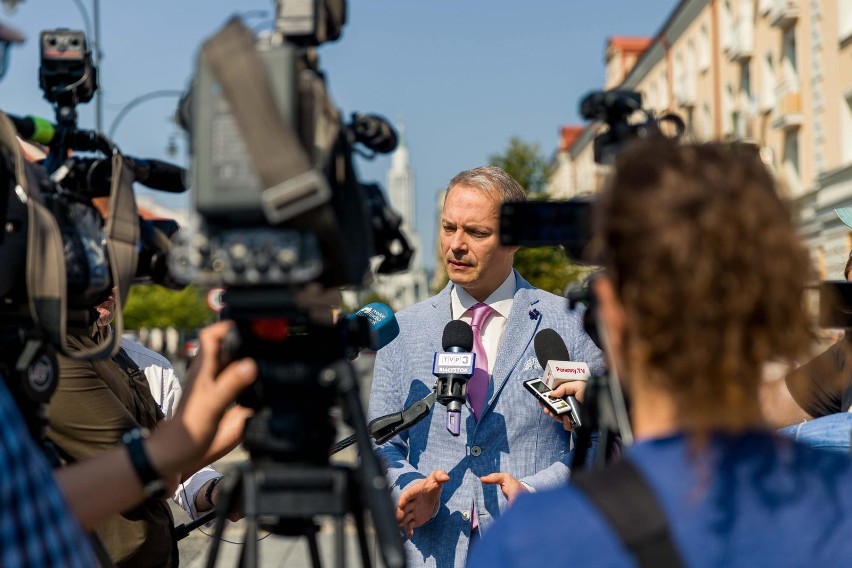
<box><xmin>451</xmin><ymin>271</ymin><xmax>516</xmax><ymax>319</ymax></box>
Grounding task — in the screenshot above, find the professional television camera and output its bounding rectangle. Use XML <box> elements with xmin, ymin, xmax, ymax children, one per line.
<box><xmin>170</xmin><ymin>2</ymin><xmax>407</xmax><ymax>566</ymax></box>
<box><xmin>0</xmin><ymin>28</ymin><xmax>186</xmax><ymax>443</ymax></box>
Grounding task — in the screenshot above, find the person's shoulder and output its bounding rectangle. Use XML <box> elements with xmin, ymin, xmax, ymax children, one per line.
<box><xmin>120</xmin><ymin>338</ymin><xmax>173</xmax><ymax>371</ymax></box>
<box><xmin>395</xmin><ymin>292</ymin><xmax>445</xmax><ymax>322</ymax></box>
<box><xmin>476</xmin><ymin>485</ymin><xmax>630</xmax><ymax>567</ymax></box>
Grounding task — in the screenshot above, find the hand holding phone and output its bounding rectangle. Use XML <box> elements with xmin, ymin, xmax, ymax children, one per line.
<box><xmin>523</xmin><ymin>378</ymin><xmax>583</xmax><ymax>428</ymax></box>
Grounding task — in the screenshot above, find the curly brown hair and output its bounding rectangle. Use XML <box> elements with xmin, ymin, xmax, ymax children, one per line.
<box><xmin>592</xmin><ymin>139</ymin><xmax>813</xmax><ymax>436</ymax></box>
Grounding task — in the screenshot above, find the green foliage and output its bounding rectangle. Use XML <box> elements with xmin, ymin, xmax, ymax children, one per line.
<box><xmin>489</xmin><ymin>136</ymin><xmax>585</xmax><ymax>293</ymax></box>
<box><xmin>488</xmin><ymin>136</ymin><xmax>554</xmax><ymax>194</ymax></box>
<box><xmin>512</xmin><ymin>247</ymin><xmax>587</xmax><ymax>295</ymax></box>
<box><xmin>123</xmin><ymin>285</ymin><xmax>214</xmax><ymax>333</ymax></box>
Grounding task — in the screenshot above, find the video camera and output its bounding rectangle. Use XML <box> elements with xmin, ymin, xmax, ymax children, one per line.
<box><xmin>170</xmin><ymin>2</ymin><xmax>408</xmax><ymax>566</ymax></box>
<box><xmin>0</xmin><ymin>28</ymin><xmax>186</xmax><ymax>440</ymax></box>
<box><xmin>497</xmin><ymin>90</ymin><xmax>685</xmax><ymax>469</ymax></box>
<box><xmin>499</xmin><ymin>89</ymin><xmax>684</xmax><ymax>260</ymax></box>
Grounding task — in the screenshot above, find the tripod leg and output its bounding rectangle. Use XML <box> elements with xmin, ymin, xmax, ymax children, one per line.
<box><xmin>351</xmin><ymin>498</ymin><xmax>373</xmax><ymax>568</ymax></box>
<box><xmin>239</xmin><ymin>467</ymin><xmax>259</xmax><ymax>568</ymax></box>
<box><xmin>305</xmin><ymin>524</ymin><xmax>323</xmax><ymax>568</ymax></box>
<box><xmin>206</xmin><ymin>470</ymin><xmax>242</xmax><ymax>568</ymax></box>
<box><xmin>335</xmin><ymin>515</ymin><xmax>345</xmax><ymax>568</ymax></box>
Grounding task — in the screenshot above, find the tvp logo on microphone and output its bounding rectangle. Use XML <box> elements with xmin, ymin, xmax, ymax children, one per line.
<box><xmin>433</xmin><ymin>352</ymin><xmax>476</xmax><ymax>376</ymax></box>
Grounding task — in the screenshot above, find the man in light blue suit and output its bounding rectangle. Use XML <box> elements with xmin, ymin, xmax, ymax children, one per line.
<box><xmin>369</xmin><ymin>166</ymin><xmax>605</xmax><ymax>567</ymax></box>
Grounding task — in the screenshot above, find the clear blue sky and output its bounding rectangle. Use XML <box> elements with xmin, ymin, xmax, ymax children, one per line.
<box><xmin>0</xmin><ymin>0</ymin><xmax>678</xmax><ymax>271</ymax></box>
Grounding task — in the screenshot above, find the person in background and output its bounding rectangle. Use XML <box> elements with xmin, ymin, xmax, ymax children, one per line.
<box><xmin>48</xmin><ymin>293</ymin><xmax>250</xmax><ymax>566</ymax></box>
<box><xmin>762</xmin><ymin>235</ymin><xmax>852</xmax><ymax>453</ymax></box>
<box><xmin>1</xmin><ymin>321</ymin><xmax>256</xmax><ymax>567</ymax></box>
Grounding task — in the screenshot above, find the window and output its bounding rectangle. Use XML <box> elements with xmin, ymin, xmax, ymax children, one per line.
<box><xmin>783</xmin><ymin>131</ymin><xmax>802</xmax><ymax>195</ymax></box>
<box><xmin>841</xmin><ymin>0</ymin><xmax>852</xmax><ymax>43</ymax></box>
<box><xmin>699</xmin><ymin>24</ymin><xmax>711</xmax><ymax>72</ymax></box>
<box><xmin>761</xmin><ymin>52</ymin><xmax>776</xmax><ymax>111</ymax></box>
<box><xmin>721</xmin><ymin>0</ymin><xmax>733</xmax><ymax>50</ymax></box>
<box><xmin>842</xmin><ymin>92</ymin><xmax>852</xmax><ymax>165</ymax></box>
<box><xmin>702</xmin><ymin>103</ymin><xmax>713</xmax><ymax>140</ymax></box>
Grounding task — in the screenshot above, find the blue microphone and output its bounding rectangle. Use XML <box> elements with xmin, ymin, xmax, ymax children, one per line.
<box><xmin>346</xmin><ymin>302</ymin><xmax>399</xmax><ymax>357</ymax></box>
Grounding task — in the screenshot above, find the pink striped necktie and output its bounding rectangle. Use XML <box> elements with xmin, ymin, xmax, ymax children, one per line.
<box><xmin>467</xmin><ymin>303</ymin><xmax>494</xmax><ymax>421</ymax></box>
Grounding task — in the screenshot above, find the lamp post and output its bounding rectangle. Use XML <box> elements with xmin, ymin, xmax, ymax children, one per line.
<box><xmin>107</xmin><ymin>89</ymin><xmax>183</xmax><ymax>142</ymax></box>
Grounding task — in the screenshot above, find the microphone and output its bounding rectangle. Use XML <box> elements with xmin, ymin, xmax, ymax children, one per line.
<box><xmin>8</xmin><ymin>113</ymin><xmax>103</xmax><ymax>152</ymax></box>
<box><xmin>534</xmin><ymin>328</ymin><xmax>584</xmax><ymax>428</ymax></box>
<box><xmin>64</xmin><ymin>155</ymin><xmax>187</xmax><ymax>195</ymax></box>
<box><xmin>346</xmin><ymin>302</ymin><xmax>399</xmax><ymax>357</ymax></box>
<box><xmin>433</xmin><ymin>320</ymin><xmax>475</xmax><ymax>436</ymax></box>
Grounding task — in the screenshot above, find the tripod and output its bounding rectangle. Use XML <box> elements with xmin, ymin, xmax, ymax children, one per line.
<box><xmin>203</xmin><ymin>298</ymin><xmax>405</xmax><ymax>568</ymax></box>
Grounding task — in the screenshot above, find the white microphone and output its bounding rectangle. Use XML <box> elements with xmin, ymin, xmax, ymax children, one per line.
<box><xmin>542</xmin><ymin>360</ymin><xmax>591</xmax><ymax>389</ymax></box>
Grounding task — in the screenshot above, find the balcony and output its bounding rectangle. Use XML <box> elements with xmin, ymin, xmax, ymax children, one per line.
<box><xmin>769</xmin><ymin>0</ymin><xmax>799</xmax><ymax>29</ymax></box>
<box><xmin>771</xmin><ymin>90</ymin><xmax>803</xmax><ymax>130</ymax></box>
<box><xmin>727</xmin><ymin>19</ymin><xmax>754</xmax><ymax>62</ymax></box>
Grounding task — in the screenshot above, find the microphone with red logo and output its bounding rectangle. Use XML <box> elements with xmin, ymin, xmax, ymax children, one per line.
<box><xmin>534</xmin><ymin>328</ymin><xmax>584</xmax><ymax>428</ymax></box>
<box><xmin>433</xmin><ymin>320</ymin><xmax>475</xmax><ymax>436</ymax></box>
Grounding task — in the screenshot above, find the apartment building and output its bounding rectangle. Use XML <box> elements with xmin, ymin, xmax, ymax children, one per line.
<box><xmin>552</xmin><ymin>0</ymin><xmax>852</xmax><ymax>280</ymax></box>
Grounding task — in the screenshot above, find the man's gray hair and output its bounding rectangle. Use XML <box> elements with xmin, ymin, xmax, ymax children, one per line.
<box><xmin>444</xmin><ymin>166</ymin><xmax>527</xmax><ymax>203</ymax></box>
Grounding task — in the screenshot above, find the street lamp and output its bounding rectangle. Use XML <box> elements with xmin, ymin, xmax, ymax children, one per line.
<box><xmin>107</xmin><ymin>89</ymin><xmax>183</xmax><ymax>142</ymax></box>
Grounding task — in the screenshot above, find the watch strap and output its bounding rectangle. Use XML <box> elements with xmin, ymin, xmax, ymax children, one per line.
<box><xmin>122</xmin><ymin>427</ymin><xmax>166</xmax><ymax>498</ymax></box>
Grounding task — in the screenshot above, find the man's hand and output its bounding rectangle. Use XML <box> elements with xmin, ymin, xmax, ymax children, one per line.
<box><xmin>396</xmin><ymin>469</ymin><xmax>450</xmax><ymax>537</ymax></box>
<box><xmin>542</xmin><ymin>381</ymin><xmax>587</xmax><ymax>431</ymax></box>
<box><xmin>480</xmin><ymin>472</ymin><xmax>527</xmax><ymax>504</ymax></box>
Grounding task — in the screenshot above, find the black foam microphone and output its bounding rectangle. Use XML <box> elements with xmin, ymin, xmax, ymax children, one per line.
<box><xmin>433</xmin><ymin>320</ymin><xmax>475</xmax><ymax>435</ymax></box>
<box><xmin>534</xmin><ymin>328</ymin><xmax>583</xmax><ymax>428</ymax></box>
<box><xmin>67</xmin><ymin>156</ymin><xmax>187</xmax><ymax>196</ymax></box>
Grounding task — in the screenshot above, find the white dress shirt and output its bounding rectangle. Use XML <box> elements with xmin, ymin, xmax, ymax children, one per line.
<box><xmin>120</xmin><ymin>338</ymin><xmax>221</xmax><ymax>519</ymax></box>
<box><xmin>450</xmin><ymin>271</ymin><xmax>516</xmax><ymax>373</ymax></box>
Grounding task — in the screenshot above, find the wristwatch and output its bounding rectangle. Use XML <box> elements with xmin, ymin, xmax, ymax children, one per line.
<box><xmin>121</xmin><ymin>427</ymin><xmax>168</xmax><ymax>500</ymax></box>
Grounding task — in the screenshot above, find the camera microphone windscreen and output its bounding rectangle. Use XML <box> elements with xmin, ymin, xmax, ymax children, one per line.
<box><xmin>349</xmin><ymin>302</ymin><xmax>399</xmax><ymax>352</ymax></box>
<box><xmin>534</xmin><ymin>328</ymin><xmax>570</xmax><ymax>367</ymax></box>
<box><xmin>442</xmin><ymin>319</ymin><xmax>473</xmax><ymax>352</ymax></box>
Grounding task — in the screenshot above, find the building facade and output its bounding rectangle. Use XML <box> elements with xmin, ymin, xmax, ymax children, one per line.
<box><xmin>551</xmin><ymin>0</ymin><xmax>852</xmax><ymax>281</ymax></box>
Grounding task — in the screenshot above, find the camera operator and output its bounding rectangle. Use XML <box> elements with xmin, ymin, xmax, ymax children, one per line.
<box><xmin>762</xmin><ymin>243</ymin><xmax>852</xmax><ymax>453</ymax></box>
<box><xmin>47</xmin><ymin>292</ymin><xmax>250</xmax><ymax>566</ymax></box>
<box><xmin>368</xmin><ymin>166</ymin><xmax>604</xmax><ymax>568</ymax></box>
<box><xmin>468</xmin><ymin>140</ymin><xmax>852</xmax><ymax>567</ymax></box>
<box><xmin>0</xmin><ymin>321</ymin><xmax>256</xmax><ymax>566</ymax></box>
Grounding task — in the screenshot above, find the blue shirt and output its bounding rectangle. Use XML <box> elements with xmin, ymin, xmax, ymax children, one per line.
<box><xmin>469</xmin><ymin>431</ymin><xmax>852</xmax><ymax>567</ymax></box>
<box><xmin>0</xmin><ymin>379</ymin><xmax>94</xmax><ymax>567</ymax></box>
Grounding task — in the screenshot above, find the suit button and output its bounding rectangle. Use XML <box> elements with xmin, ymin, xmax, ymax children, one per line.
<box><xmin>471</xmin><ymin>446</ymin><xmax>482</xmax><ymax>456</ymax></box>
<box><xmin>462</xmin><ymin>511</ymin><xmax>471</xmax><ymax>521</ymax></box>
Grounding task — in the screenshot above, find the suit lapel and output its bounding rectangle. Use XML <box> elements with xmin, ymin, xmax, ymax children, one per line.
<box><xmin>487</xmin><ymin>276</ymin><xmax>541</xmax><ymax>410</ymax></box>
<box><xmin>428</xmin><ymin>281</ymin><xmax>454</xmax><ymax>353</ymax></box>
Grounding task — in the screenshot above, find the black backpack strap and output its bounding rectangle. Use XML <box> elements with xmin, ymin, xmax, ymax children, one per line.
<box><xmin>572</xmin><ymin>459</ymin><xmax>684</xmax><ymax>568</ymax></box>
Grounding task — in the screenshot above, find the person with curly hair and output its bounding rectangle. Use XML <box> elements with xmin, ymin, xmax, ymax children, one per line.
<box><xmin>469</xmin><ymin>139</ymin><xmax>852</xmax><ymax>567</ymax></box>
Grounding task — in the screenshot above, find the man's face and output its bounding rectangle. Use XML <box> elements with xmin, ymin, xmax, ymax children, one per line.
<box><xmin>440</xmin><ymin>184</ymin><xmax>517</xmax><ymax>301</ymax></box>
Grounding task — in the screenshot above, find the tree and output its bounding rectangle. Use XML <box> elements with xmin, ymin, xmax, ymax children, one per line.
<box><xmin>488</xmin><ymin>137</ymin><xmax>586</xmax><ymax>294</ymax></box>
<box><xmin>488</xmin><ymin>136</ymin><xmax>553</xmax><ymax>195</ymax></box>
<box><xmin>122</xmin><ymin>285</ymin><xmax>214</xmax><ymax>333</ymax></box>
